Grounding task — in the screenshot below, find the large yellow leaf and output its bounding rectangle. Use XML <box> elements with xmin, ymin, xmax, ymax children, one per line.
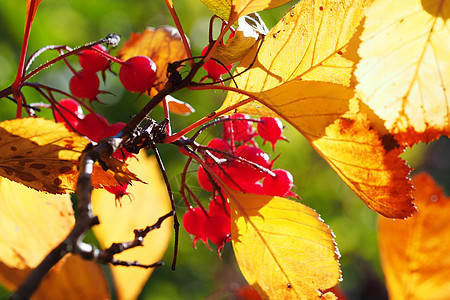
<box><xmin>0</xmin><ymin>177</ymin><xmax>74</xmax><ymax>269</ymax></box>
<box><xmin>226</xmin><ymin>189</ymin><xmax>340</xmax><ymax>299</ymax></box>
<box><xmin>355</xmin><ymin>0</ymin><xmax>450</xmax><ymax>144</ymax></box>
<box><xmin>222</xmin><ymin>0</ymin><xmax>369</xmax><ymax>114</ymax></box>
<box><xmin>219</xmin><ymin>0</ymin><xmax>415</xmax><ymax>218</ymax></box>
<box><xmin>0</xmin><ymin>255</ymin><xmax>111</xmax><ymax>300</ymax></box>
<box><xmin>378</xmin><ymin>172</ymin><xmax>450</xmax><ymax>299</ymax></box>
<box><xmin>92</xmin><ymin>151</ymin><xmax>173</xmax><ymax>300</ymax></box>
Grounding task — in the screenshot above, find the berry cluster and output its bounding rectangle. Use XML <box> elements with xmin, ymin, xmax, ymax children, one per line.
<box><xmin>183</xmin><ymin>114</ymin><xmax>295</xmax><ymax>254</ymax></box>
<box><xmin>55</xmin><ymin>98</ymin><xmax>133</xmax><ymax>202</ymax></box>
<box><xmin>68</xmin><ymin>43</ymin><xmax>157</xmax><ymax>102</ymax></box>
<box><xmin>69</xmin><ymin>45</ymin><xmax>110</xmax><ymax>100</ymax></box>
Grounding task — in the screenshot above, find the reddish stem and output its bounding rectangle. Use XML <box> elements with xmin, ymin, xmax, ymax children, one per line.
<box><xmin>164</xmin><ymin>0</ymin><xmax>193</xmax><ymax>64</ymax></box>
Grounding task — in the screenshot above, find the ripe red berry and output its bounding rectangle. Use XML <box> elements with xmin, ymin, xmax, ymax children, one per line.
<box><xmin>257</xmin><ymin>117</ymin><xmax>284</xmax><ymax>149</ymax></box>
<box><xmin>229</xmin><ymin>145</ymin><xmax>271</xmax><ymax>183</ymax></box>
<box><xmin>197</xmin><ymin>166</ymin><xmax>214</xmax><ymax>192</ymax></box>
<box><xmin>76</xmin><ymin>113</ymin><xmax>110</xmax><ymax>142</ymax></box>
<box><xmin>183</xmin><ymin>207</ymin><xmax>208</xmax><ymax>247</ymax></box>
<box><xmin>223</xmin><ymin>114</ymin><xmax>256</xmax><ymax>142</ymax></box>
<box><xmin>54</xmin><ymin>98</ymin><xmax>84</xmax><ymax>129</ymax></box>
<box><xmin>201</xmin><ymin>46</ymin><xmax>233</xmax><ymax>81</ymax></box>
<box><xmin>69</xmin><ymin>70</ymin><xmax>100</xmax><ymax>99</ymax></box>
<box><xmin>203</xmin><ymin>215</ymin><xmax>230</xmax><ymax>246</ymax></box>
<box><xmin>105</xmin><ymin>184</ymin><xmax>130</xmax><ymax>205</ymax></box>
<box><xmin>209</xmin><ymin>196</ymin><xmax>230</xmax><ymax>217</ymax></box>
<box><xmin>119</xmin><ymin>56</ymin><xmax>157</xmax><ymax>92</ymax></box>
<box><xmin>262</xmin><ymin>169</ymin><xmax>294</xmax><ymax>197</ymax></box>
<box><xmin>78</xmin><ymin>44</ymin><xmax>110</xmax><ymax>73</ymax></box>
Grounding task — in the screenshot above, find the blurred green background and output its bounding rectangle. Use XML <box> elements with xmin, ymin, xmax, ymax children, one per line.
<box><xmin>0</xmin><ymin>0</ymin><xmax>448</xmax><ymax>299</ymax></box>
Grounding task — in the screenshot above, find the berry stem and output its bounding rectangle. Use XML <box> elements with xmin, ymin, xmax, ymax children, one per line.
<box><xmin>163</xmin><ymin>95</ymin><xmax>254</xmax><ymax>143</ymax></box>
<box><xmin>90</xmin><ymin>46</ymin><xmax>124</xmax><ymax>65</ymax></box>
<box><xmin>164</xmin><ymin>0</ymin><xmax>193</xmax><ymax>64</ymax></box>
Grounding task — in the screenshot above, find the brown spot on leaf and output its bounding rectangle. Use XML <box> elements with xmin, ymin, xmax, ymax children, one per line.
<box><xmin>287</xmin><ymin>283</ymin><xmax>292</xmax><ymax>289</ymax></box>
<box><xmin>54</xmin><ymin>178</ymin><xmax>62</xmax><ymax>186</ymax></box>
<box><xmin>381</xmin><ymin>134</ymin><xmax>400</xmax><ymax>152</ymax></box>
<box><xmin>59</xmin><ymin>166</ymin><xmax>72</xmax><ymax>174</ymax></box>
<box><xmin>18</xmin><ymin>172</ymin><xmax>37</xmax><ymax>182</ymax></box>
<box><xmin>319</xmin><ymin>6</ymin><xmax>324</xmax><ymax>10</ymax></box>
<box><xmin>10</xmin><ymin>146</ymin><xmax>17</xmax><ymax>151</ymax></box>
<box><xmin>42</xmin><ymin>170</ymin><xmax>51</xmax><ymax>176</ymax></box>
<box><xmin>337</xmin><ymin>50</ymin><xmax>343</xmax><ymax>55</ymax></box>
<box><xmin>30</xmin><ymin>163</ymin><xmax>46</xmax><ymax>169</ymax></box>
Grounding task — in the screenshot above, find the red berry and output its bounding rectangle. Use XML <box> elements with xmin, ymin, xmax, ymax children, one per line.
<box><xmin>105</xmin><ymin>184</ymin><xmax>130</xmax><ymax>205</ymax></box>
<box><xmin>207</xmin><ymin>138</ymin><xmax>232</xmax><ymax>158</ymax></box>
<box><xmin>76</xmin><ymin>113</ymin><xmax>110</xmax><ymax>142</ymax></box>
<box><xmin>203</xmin><ymin>215</ymin><xmax>230</xmax><ymax>246</ymax></box>
<box><xmin>223</xmin><ymin>114</ymin><xmax>256</xmax><ymax>142</ymax></box>
<box><xmin>79</xmin><ymin>44</ymin><xmax>110</xmax><ymax>73</ymax></box>
<box><xmin>257</xmin><ymin>117</ymin><xmax>284</xmax><ymax>149</ymax></box>
<box><xmin>201</xmin><ymin>46</ymin><xmax>233</xmax><ymax>81</ymax></box>
<box><xmin>197</xmin><ymin>166</ymin><xmax>214</xmax><ymax>192</ymax></box>
<box><xmin>229</xmin><ymin>145</ymin><xmax>271</xmax><ymax>183</ymax></box>
<box><xmin>54</xmin><ymin>99</ymin><xmax>84</xmax><ymax>129</ymax></box>
<box><xmin>119</xmin><ymin>56</ymin><xmax>157</xmax><ymax>92</ymax></box>
<box><xmin>209</xmin><ymin>196</ymin><xmax>230</xmax><ymax>217</ymax></box>
<box><xmin>262</xmin><ymin>169</ymin><xmax>294</xmax><ymax>197</ymax></box>
<box><xmin>69</xmin><ymin>70</ymin><xmax>100</xmax><ymax>99</ymax></box>
<box><xmin>183</xmin><ymin>207</ymin><xmax>208</xmax><ymax>247</ymax></box>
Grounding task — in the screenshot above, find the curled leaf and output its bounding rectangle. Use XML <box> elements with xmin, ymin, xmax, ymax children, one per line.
<box><xmin>378</xmin><ymin>172</ymin><xmax>450</xmax><ymax>299</ymax></box>
<box><xmin>355</xmin><ymin>0</ymin><xmax>450</xmax><ymax>144</ymax></box>
<box><xmin>213</xmin><ymin>13</ymin><xmax>268</xmax><ymax>67</ymax></box>
<box><xmin>226</xmin><ymin>188</ymin><xmax>341</xmax><ymax>299</ymax></box>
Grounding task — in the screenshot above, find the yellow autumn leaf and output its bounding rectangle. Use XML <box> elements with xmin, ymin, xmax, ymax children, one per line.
<box><xmin>0</xmin><ymin>177</ymin><xmax>73</xmax><ymax>269</ymax></box>
<box><xmin>222</xmin><ymin>0</ymin><xmax>369</xmax><ymax>114</ymax></box>
<box><xmin>200</xmin><ymin>0</ymin><xmax>292</xmax><ymax>23</ymax></box>
<box><xmin>355</xmin><ymin>0</ymin><xmax>450</xmax><ymax>145</ymax></box>
<box><xmin>0</xmin><ymin>255</ymin><xmax>110</xmax><ymax>300</ymax></box>
<box><xmin>0</xmin><ymin>118</ymin><xmax>135</xmax><ymax>194</ymax></box>
<box><xmin>378</xmin><ymin>172</ymin><xmax>450</xmax><ymax>299</ymax></box>
<box><xmin>0</xmin><ymin>118</ymin><xmax>88</xmax><ymax>194</ymax></box>
<box><xmin>226</xmin><ymin>189</ymin><xmax>340</xmax><ymax>299</ymax></box>
<box><xmin>200</xmin><ymin>0</ymin><xmax>232</xmax><ymax>21</ymax></box>
<box><xmin>92</xmin><ymin>150</ymin><xmax>173</xmax><ymax>300</ymax></box>
<box><xmin>218</xmin><ymin>0</ymin><xmax>415</xmax><ymax>218</ymax></box>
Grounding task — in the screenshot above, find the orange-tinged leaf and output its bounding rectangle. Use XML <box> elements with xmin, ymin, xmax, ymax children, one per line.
<box><xmin>164</xmin><ymin>95</ymin><xmax>195</xmax><ymax>116</ymax></box>
<box><xmin>26</xmin><ymin>0</ymin><xmax>43</xmax><ymax>30</ymax></box>
<box><xmin>252</xmin><ymin>83</ymin><xmax>415</xmax><ymax>217</ymax></box>
<box><xmin>0</xmin><ymin>118</ymin><xmax>88</xmax><ymax>194</ymax></box>
<box><xmin>378</xmin><ymin>172</ymin><xmax>450</xmax><ymax>299</ymax></box>
<box><xmin>0</xmin><ymin>254</ymin><xmax>110</xmax><ymax>300</ymax></box>
<box><xmin>355</xmin><ymin>0</ymin><xmax>450</xmax><ymax>144</ymax></box>
<box><xmin>0</xmin><ymin>177</ymin><xmax>74</xmax><ymax>269</ymax></box>
<box><xmin>0</xmin><ymin>118</ymin><xmax>135</xmax><ymax>193</ymax></box>
<box><xmin>222</xmin><ymin>0</ymin><xmax>370</xmax><ymax>114</ymax></box>
<box><xmin>92</xmin><ymin>151</ymin><xmax>173</xmax><ymax>300</ymax></box>
<box><xmin>118</xmin><ymin>26</ymin><xmax>188</xmax><ymax>93</ymax></box>
<box><xmin>226</xmin><ymin>189</ymin><xmax>340</xmax><ymax>299</ymax></box>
